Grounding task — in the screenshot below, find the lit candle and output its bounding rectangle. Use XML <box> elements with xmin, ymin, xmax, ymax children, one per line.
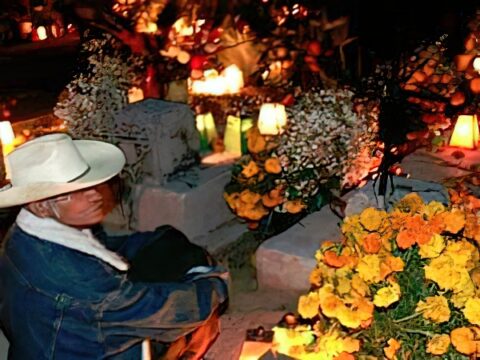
<box><xmin>241</xmin><ymin>118</ymin><xmax>253</xmax><ymax>154</ymax></box>
<box><xmin>224</xmin><ymin>115</ymin><xmax>242</xmax><ymax>155</ymax></box>
<box><xmin>257</xmin><ymin>103</ymin><xmax>287</xmax><ymax>135</ymax></box>
<box><xmin>0</xmin><ymin>121</ymin><xmax>15</xmax><ymax>179</ymax></box>
<box><xmin>18</xmin><ymin>21</ymin><xmax>33</xmax><ymax>39</ymax></box>
<box><xmin>36</xmin><ymin>26</ymin><xmax>48</xmax><ymax>41</ymax></box>
<box><xmin>223</xmin><ymin>64</ymin><xmax>244</xmax><ymax>93</ymax></box>
<box><xmin>449</xmin><ymin>114</ymin><xmax>479</xmax><ymax>149</ymax></box>
<box><xmin>195</xmin><ymin>114</ymin><xmax>210</xmax><ymax>152</ymax></box>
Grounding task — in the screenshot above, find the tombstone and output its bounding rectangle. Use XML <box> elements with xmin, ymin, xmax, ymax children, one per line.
<box><xmin>105</xmin><ymin>99</ymin><xmax>235</xmax><ymax>240</ymax></box>
<box><xmin>112</xmin><ymin>99</ymin><xmax>200</xmax><ymax>186</ymax></box>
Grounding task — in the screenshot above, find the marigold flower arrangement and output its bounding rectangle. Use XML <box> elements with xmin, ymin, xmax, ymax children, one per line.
<box><xmin>224</xmin><ymin>88</ymin><xmax>382</xmax><ymax>231</ymax></box>
<box><xmin>275</xmin><ymin>192</ymin><xmax>480</xmax><ymax>359</ymax></box>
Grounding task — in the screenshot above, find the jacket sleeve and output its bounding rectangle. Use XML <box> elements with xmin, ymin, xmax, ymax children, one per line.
<box><xmin>99</xmin><ymin>267</ymin><xmax>229</xmax><ymax>343</ymax></box>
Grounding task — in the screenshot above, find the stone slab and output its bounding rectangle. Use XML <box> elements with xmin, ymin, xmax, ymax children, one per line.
<box><xmin>192</xmin><ymin>218</ymin><xmax>247</xmax><ymax>255</ymax></box>
<box><xmin>135</xmin><ymin>165</ymin><xmax>235</xmax><ymax>241</ymax></box>
<box><xmin>256</xmin><ymin>204</ymin><xmax>342</xmax><ymax>292</ymax></box>
<box><xmin>401</xmin><ymin>148</ymin><xmax>471</xmax><ymax>182</ymax></box>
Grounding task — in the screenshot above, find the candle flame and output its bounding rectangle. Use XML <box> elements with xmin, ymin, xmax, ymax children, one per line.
<box><xmin>190</xmin><ymin>65</ymin><xmax>244</xmax><ymax>95</ymax></box>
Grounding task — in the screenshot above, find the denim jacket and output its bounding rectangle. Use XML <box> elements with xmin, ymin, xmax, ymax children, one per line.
<box><xmin>0</xmin><ymin>226</ymin><xmax>228</xmax><ymax>359</ymax></box>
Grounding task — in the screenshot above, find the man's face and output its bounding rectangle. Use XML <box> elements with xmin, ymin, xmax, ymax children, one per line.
<box><xmin>45</xmin><ymin>182</ymin><xmax>116</xmax><ymax>227</ymax></box>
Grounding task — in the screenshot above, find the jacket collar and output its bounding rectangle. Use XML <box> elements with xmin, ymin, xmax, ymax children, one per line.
<box><xmin>16</xmin><ymin>208</ymin><xmax>129</xmax><ymax>271</ymax></box>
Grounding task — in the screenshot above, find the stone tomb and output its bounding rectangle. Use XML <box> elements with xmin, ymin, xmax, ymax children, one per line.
<box><xmin>104</xmin><ymin>99</ymin><xmax>235</xmax><ymax>242</ymax></box>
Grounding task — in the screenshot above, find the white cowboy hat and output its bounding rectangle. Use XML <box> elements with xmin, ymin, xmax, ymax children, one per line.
<box><xmin>0</xmin><ymin>133</ymin><xmax>126</xmax><ymax>208</ymax></box>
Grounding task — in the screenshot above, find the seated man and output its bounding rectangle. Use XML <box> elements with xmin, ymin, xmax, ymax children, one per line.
<box><xmin>0</xmin><ymin>133</ymin><xmax>228</xmax><ymax>359</ymax></box>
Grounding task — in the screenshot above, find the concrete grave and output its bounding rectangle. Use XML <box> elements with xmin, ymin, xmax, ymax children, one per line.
<box><xmin>134</xmin><ymin>165</ymin><xmax>235</xmax><ymax>241</ymax></box>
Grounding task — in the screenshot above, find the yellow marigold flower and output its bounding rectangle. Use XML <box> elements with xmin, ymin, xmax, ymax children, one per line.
<box><xmin>373</xmin><ymin>282</ymin><xmax>401</xmax><ymax>308</ymax></box>
<box><xmin>424</xmin><ymin>254</ymin><xmax>461</xmax><ymax>291</ymax></box>
<box><xmin>450</xmin><ymin>327</ymin><xmax>479</xmax><ymax>355</ymax></box>
<box><xmin>384</xmin><ymin>338</ymin><xmax>401</xmax><ymax>360</ymax></box>
<box><xmin>351</xmin><ymin>274</ymin><xmax>370</xmax><ymax>297</ymax></box>
<box><xmin>451</xmin><ymin>276</ymin><xmax>476</xmax><ymax>309</ymax></box>
<box><xmin>315</xmin><ymin>330</ymin><xmax>360</xmax><ymax>359</ymax></box>
<box><xmin>463</xmin><ymin>298</ymin><xmax>480</xmax><ymax>325</ymax></box>
<box><xmin>394</xmin><ymin>192</ymin><xmax>424</xmax><ymax>213</ymax></box>
<box><xmin>418</xmin><ymin>234</ymin><xmax>445</xmax><ymax>259</ymax></box>
<box><xmin>241</xmin><ymin>160</ymin><xmax>260</xmax><ymax>178</ymax></box>
<box><xmin>356</xmin><ymin>254</ymin><xmax>381</xmax><ymax>283</ymax></box>
<box><xmin>359</xmin><ymin>207</ymin><xmax>386</xmax><ymax>231</ymax></box>
<box><xmin>309</xmin><ymin>267</ymin><xmax>323</xmax><ymax>287</ymax></box>
<box><xmin>445</xmin><ymin>240</ymin><xmax>478</xmax><ymax>270</ymax></box>
<box><xmin>335</xmin><ymin>297</ymin><xmax>374</xmax><ymax>329</ymax></box>
<box><xmin>423</xmin><ymin>201</ymin><xmax>446</xmax><ymax>219</ymax></box>
<box><xmin>336</xmin><ymin>275</ymin><xmax>352</xmax><ymax>295</ymax></box>
<box><xmin>416</xmin><ymin>296</ymin><xmax>450</xmax><ymax>323</ymax></box>
<box><xmin>318</xmin><ymin>285</ymin><xmax>343</xmax><ymax>319</ymax></box>
<box><xmin>443</xmin><ymin>208</ymin><xmax>466</xmax><ymax>234</ymax></box>
<box><xmin>298</xmin><ymin>291</ymin><xmax>321</xmax><ymax>319</ymax></box>
<box><xmin>272</xmin><ymin>326</ymin><xmax>315</xmax><ymax>358</ymax></box>
<box><xmin>426</xmin><ymin>334</ymin><xmax>450</xmax><ymax>355</ymax></box>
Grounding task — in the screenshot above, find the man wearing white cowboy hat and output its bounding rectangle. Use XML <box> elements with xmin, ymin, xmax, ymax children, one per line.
<box><xmin>0</xmin><ymin>133</ymin><xmax>228</xmax><ymax>359</ymax></box>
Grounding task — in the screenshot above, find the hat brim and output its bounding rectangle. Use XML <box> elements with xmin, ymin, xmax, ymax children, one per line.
<box><xmin>0</xmin><ymin>140</ymin><xmax>126</xmax><ymax>208</ymax></box>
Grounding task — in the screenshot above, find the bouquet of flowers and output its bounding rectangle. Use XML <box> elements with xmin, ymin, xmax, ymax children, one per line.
<box><xmin>224</xmin><ymin>87</ymin><xmax>382</xmax><ymax>231</ymax></box>
<box><xmin>54</xmin><ymin>32</ymin><xmax>144</xmax><ymax>139</ymax></box>
<box><xmin>276</xmin><ymin>192</ymin><xmax>480</xmax><ymax>359</ymax></box>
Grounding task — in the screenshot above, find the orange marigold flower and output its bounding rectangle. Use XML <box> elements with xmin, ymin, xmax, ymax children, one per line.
<box><xmin>237</xmin><ymin>203</ymin><xmax>269</xmax><ymax>221</ymax></box>
<box><xmin>246</xmin><ymin>127</ymin><xmax>267</xmax><ymax>154</ymax></box>
<box><xmin>443</xmin><ymin>209</ymin><xmax>466</xmax><ymax>234</ymax></box>
<box><xmin>264</xmin><ymin>157</ymin><xmax>282</xmax><ymax>174</ymax></box>
<box><xmin>224</xmin><ymin>192</ymin><xmax>240</xmax><ymax>210</ymax></box>
<box><xmin>396</xmin><ymin>229</ymin><xmax>416</xmax><ymax>249</ymax></box>
<box><xmin>384</xmin><ymin>338</ymin><xmax>401</xmax><ymax>360</ymax></box>
<box><xmin>334</xmin><ymin>352</ymin><xmax>355</xmax><ymax>360</ymax></box>
<box><xmin>239</xmin><ymin>190</ymin><xmax>262</xmax><ymax>204</ymax></box>
<box><xmin>380</xmin><ymin>255</ymin><xmax>404</xmax><ymax>280</ymax></box>
<box><xmin>464</xmin><ymin>214</ymin><xmax>480</xmax><ymax>243</ymax></box>
<box><xmin>262</xmin><ymin>187</ymin><xmax>284</xmax><ymax>208</ymax></box>
<box><xmin>241</xmin><ymin>160</ymin><xmax>260</xmax><ymax>178</ymax></box>
<box><xmin>428</xmin><ymin>213</ymin><xmax>447</xmax><ymax>234</ymax></box>
<box><xmin>323</xmin><ymin>250</ymin><xmax>348</xmax><ymax>268</ymax></box>
<box><xmin>449</xmin><ymin>188</ymin><xmax>462</xmax><ymax>205</ymax></box>
<box><xmin>362</xmin><ymin>233</ymin><xmax>382</xmax><ymax>254</ymax></box>
<box><xmin>450</xmin><ymin>327</ymin><xmax>479</xmax><ymax>355</ymax></box>
<box><xmin>284</xmin><ymin>199</ymin><xmax>306</xmax><ymax>214</ymax></box>
<box><xmin>466</xmin><ymin>195</ymin><xmax>480</xmax><ymax>211</ymax></box>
